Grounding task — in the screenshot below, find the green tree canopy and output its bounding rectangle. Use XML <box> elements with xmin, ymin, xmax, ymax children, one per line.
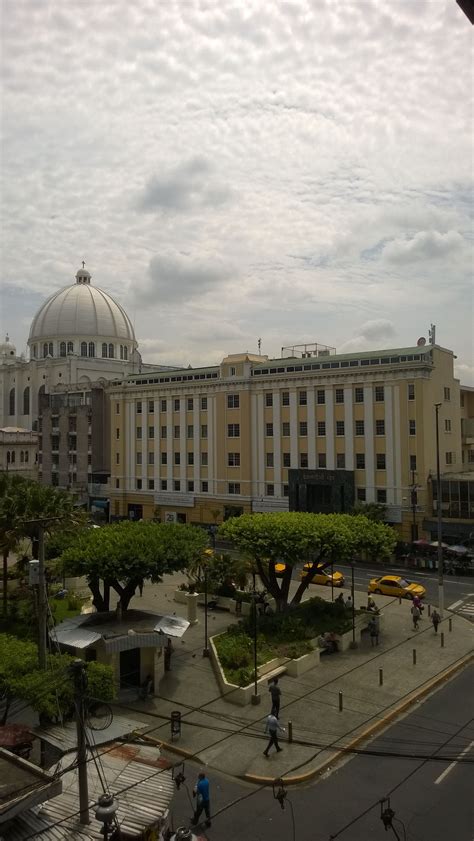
<box><xmin>219</xmin><ymin>512</ymin><xmax>396</xmax><ymax>611</ymax></box>
<box><xmin>60</xmin><ymin>520</ymin><xmax>208</xmax><ymax>610</ymax></box>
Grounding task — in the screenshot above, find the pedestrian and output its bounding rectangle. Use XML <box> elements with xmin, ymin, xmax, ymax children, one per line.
<box><xmin>368</xmin><ymin>617</ymin><xmax>379</xmax><ymax>647</ymax></box>
<box><xmin>413</xmin><ymin>594</ymin><xmax>424</xmax><ymax>613</ymax></box>
<box><xmin>191</xmin><ymin>770</ymin><xmax>211</xmax><ymax>828</ymax></box>
<box><xmin>411</xmin><ymin>603</ymin><xmax>421</xmax><ymax>630</ymax></box>
<box><xmin>268</xmin><ymin>677</ymin><xmax>281</xmax><ymax>717</ymax></box>
<box><xmin>367</xmin><ymin>596</ymin><xmax>377</xmax><ymax>613</ymax></box>
<box><xmin>138</xmin><ymin>578</ymin><xmax>144</xmax><ymax>597</ymax></box>
<box><xmin>345</xmin><ymin>594</ymin><xmax>353</xmax><ymax>609</ymax></box>
<box><xmin>431</xmin><ymin>609</ymin><xmax>441</xmax><ymax>634</ymax></box>
<box><xmin>263</xmin><ymin>713</ymin><xmax>285</xmax><ymax>756</ymax></box>
<box><xmin>335</xmin><ymin>592</ymin><xmax>345</xmax><ymax>605</ymax></box>
<box><xmin>138</xmin><ymin>674</ymin><xmax>153</xmax><ymax>700</ymax></box>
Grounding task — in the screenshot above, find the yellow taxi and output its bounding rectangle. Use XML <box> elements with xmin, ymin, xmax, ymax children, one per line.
<box><xmin>300</xmin><ymin>562</ymin><xmax>345</xmax><ymax>587</ymax></box>
<box><xmin>367</xmin><ymin>575</ymin><xmax>426</xmax><ymax>600</ymax></box>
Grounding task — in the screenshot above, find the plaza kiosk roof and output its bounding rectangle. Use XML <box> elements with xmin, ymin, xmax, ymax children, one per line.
<box><xmin>50</xmin><ymin>609</ymin><xmax>190</xmax><ymax>653</ymax></box>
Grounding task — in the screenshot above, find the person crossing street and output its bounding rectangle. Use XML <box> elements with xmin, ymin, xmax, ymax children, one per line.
<box><xmin>191</xmin><ymin>770</ymin><xmax>211</xmax><ymax>828</ymax></box>
<box><xmin>263</xmin><ymin>713</ymin><xmax>285</xmax><ymax>756</ymax></box>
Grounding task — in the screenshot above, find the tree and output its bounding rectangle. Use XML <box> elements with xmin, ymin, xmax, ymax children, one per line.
<box><xmin>60</xmin><ymin>520</ymin><xmax>208</xmax><ymax>611</ymax></box>
<box><xmin>351</xmin><ymin>501</ymin><xmax>388</xmax><ymax>523</ymax></box>
<box><xmin>0</xmin><ymin>474</ymin><xmax>25</xmax><ymax>616</ymax></box>
<box><xmin>219</xmin><ymin>512</ymin><xmax>396</xmax><ymax>612</ymax></box>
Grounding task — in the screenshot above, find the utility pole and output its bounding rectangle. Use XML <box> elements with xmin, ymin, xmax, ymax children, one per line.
<box><xmin>71</xmin><ymin>659</ymin><xmax>90</xmax><ymax>825</ymax></box>
<box><xmin>251</xmin><ymin>573</ymin><xmax>260</xmax><ymax>705</ymax></box>
<box><xmin>435</xmin><ymin>403</ymin><xmax>444</xmax><ymax>617</ymax></box>
<box><xmin>37</xmin><ymin>525</ymin><xmax>47</xmax><ymax>669</ymax></box>
<box><xmin>410</xmin><ymin>470</ymin><xmax>418</xmax><ymax>542</ymax></box>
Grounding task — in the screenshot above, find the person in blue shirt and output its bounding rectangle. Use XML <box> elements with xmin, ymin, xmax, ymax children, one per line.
<box><xmin>191</xmin><ymin>770</ymin><xmax>211</xmax><ymax>828</ymax></box>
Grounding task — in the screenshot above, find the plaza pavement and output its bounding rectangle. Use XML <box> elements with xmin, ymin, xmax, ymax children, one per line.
<box><xmin>114</xmin><ymin>573</ymin><xmax>473</xmax><ymax>784</ymax></box>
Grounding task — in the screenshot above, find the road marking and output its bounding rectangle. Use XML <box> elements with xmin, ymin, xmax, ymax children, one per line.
<box><xmin>447</xmin><ymin>599</ymin><xmax>464</xmax><ymax>611</ymax></box>
<box><xmin>434</xmin><ymin>740</ymin><xmax>474</xmax><ymax>785</ymax></box>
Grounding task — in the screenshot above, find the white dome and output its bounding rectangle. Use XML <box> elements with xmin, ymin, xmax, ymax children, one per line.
<box><xmin>28</xmin><ymin>269</ymin><xmax>136</xmax><ymax>345</ymax></box>
<box><xmin>0</xmin><ymin>334</ymin><xmax>16</xmax><ymax>357</ymax></box>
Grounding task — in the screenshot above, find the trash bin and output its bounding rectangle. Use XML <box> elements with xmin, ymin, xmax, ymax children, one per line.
<box><xmin>171</xmin><ymin>710</ymin><xmax>181</xmax><ymax>740</ymax></box>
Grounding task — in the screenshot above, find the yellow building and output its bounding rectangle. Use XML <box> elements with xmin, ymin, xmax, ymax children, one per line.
<box><xmin>107</xmin><ymin>341</ymin><xmax>472</xmax><ymax>542</ymax></box>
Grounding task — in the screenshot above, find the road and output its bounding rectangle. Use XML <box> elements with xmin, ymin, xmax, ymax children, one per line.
<box><xmin>167</xmin><ymin>664</ymin><xmax>474</xmax><ymax>841</ymax></box>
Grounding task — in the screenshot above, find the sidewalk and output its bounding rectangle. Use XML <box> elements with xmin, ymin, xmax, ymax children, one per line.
<box><xmin>115</xmin><ymin>575</ymin><xmax>474</xmax><ymax>784</ymax></box>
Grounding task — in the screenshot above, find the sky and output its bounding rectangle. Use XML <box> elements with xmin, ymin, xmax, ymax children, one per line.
<box><xmin>1</xmin><ymin>0</ymin><xmax>473</xmax><ymax>382</ymax></box>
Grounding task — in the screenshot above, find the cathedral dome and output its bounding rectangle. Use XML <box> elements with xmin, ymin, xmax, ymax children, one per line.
<box><xmin>28</xmin><ymin>267</ymin><xmax>136</xmax><ymax>360</ymax></box>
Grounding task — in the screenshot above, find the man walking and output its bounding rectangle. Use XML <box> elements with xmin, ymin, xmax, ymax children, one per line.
<box><xmin>368</xmin><ymin>617</ymin><xmax>379</xmax><ymax>647</ymax></box>
<box><xmin>431</xmin><ymin>609</ymin><xmax>441</xmax><ymax>634</ymax></box>
<box><xmin>191</xmin><ymin>770</ymin><xmax>211</xmax><ymax>828</ymax></box>
<box><xmin>263</xmin><ymin>713</ymin><xmax>285</xmax><ymax>756</ymax></box>
<box><xmin>411</xmin><ymin>603</ymin><xmax>421</xmax><ymax>630</ymax></box>
<box><xmin>269</xmin><ymin>677</ymin><xmax>281</xmax><ymax>717</ymax></box>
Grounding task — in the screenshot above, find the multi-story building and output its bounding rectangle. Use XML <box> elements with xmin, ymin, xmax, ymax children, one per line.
<box><xmin>107</xmin><ymin>339</ymin><xmax>473</xmax><ymax>542</ymax></box>
<box><xmin>0</xmin><ymin>426</ymin><xmax>38</xmax><ymax>479</ymax></box>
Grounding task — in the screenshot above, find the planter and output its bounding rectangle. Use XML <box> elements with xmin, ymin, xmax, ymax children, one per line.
<box><xmin>286</xmin><ymin>648</ymin><xmax>320</xmax><ymax>676</ymax></box>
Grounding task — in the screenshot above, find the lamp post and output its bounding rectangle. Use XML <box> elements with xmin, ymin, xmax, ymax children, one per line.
<box><xmin>202</xmin><ymin>549</ymin><xmax>213</xmax><ymax>658</ymax></box>
<box><xmin>350</xmin><ymin>561</ymin><xmax>357</xmax><ymax>648</ymax></box>
<box><xmin>410</xmin><ymin>470</ymin><xmax>418</xmax><ymax>542</ymax></box>
<box><xmin>435</xmin><ymin>403</ymin><xmax>444</xmax><ymax>617</ymax></box>
<box><xmin>251</xmin><ymin>572</ymin><xmax>260</xmax><ymax>705</ymax></box>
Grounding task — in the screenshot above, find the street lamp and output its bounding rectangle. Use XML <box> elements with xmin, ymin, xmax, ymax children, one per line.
<box><xmin>251</xmin><ymin>572</ymin><xmax>261</xmax><ymax>705</ymax></box>
<box><xmin>435</xmin><ymin>403</ymin><xmax>444</xmax><ymax>617</ymax></box>
<box><xmin>410</xmin><ymin>470</ymin><xmax>418</xmax><ymax>542</ymax></box>
<box><xmin>350</xmin><ymin>561</ymin><xmax>356</xmax><ymax>647</ymax></box>
<box><xmin>202</xmin><ymin>549</ymin><xmax>213</xmax><ymax>658</ymax></box>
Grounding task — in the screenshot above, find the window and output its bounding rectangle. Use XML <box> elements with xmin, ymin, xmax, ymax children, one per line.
<box><xmin>148</xmin><ymin>479</ymin><xmax>155</xmax><ymax>490</ymax></box>
<box><xmin>201</xmin><ymin>424</ymin><xmax>208</xmax><ymax>438</ymax></box>
<box><xmin>174</xmin><ymin>425</ymin><xmax>180</xmax><ymax>438</ymax></box>
<box><xmin>228</xmin><ymin>423</ymin><xmax>240</xmax><ymax>437</ymax></box>
<box><xmin>317</xmin><ymin>421</ymin><xmax>326</xmax><ymax>436</ymax></box>
<box><xmin>81</xmin><ymin>342</ymin><xmax>87</xmax><ymax>357</ymax></box>
<box><xmin>187</xmin><ymin>398</ymin><xmax>194</xmax><ymax>411</ymax></box>
<box><xmin>187</xmin><ymin>424</ymin><xmax>194</xmax><ymax>438</ymax></box>
<box><xmin>23</xmin><ymin>387</ymin><xmax>30</xmax><ymax>415</ymax></box>
<box><xmin>375</xmin><ymin>386</ymin><xmax>384</xmax><ymax>402</ymax></box>
<box><xmin>283</xmin><ymin>484</ymin><xmax>289</xmax><ymax>497</ymax></box>
<box><xmin>161</xmin><ymin>399</ymin><xmax>167</xmax><ymax>412</ymax></box>
<box><xmin>228</xmin><ymin>394</ymin><xmax>240</xmax><ymax>408</ymax></box>
<box><xmin>116</xmin><ymin>478</ymin><xmax>120</xmax><ymax>489</ymax></box>
<box><xmin>265</xmin><ymin>393</ymin><xmax>273</xmax><ymax>407</ymax></box>
<box><xmin>357</xmin><ymin>488</ymin><xmax>366</xmax><ymax>501</ymax></box>
<box><xmin>299</xmin><ymin>390</ymin><xmax>307</xmax><ymax>406</ymax></box>
<box><xmin>266</xmin><ymin>484</ymin><xmax>275</xmax><ymax>496</ymax></box>
<box><xmin>444</xmin><ymin>387</ymin><xmax>451</xmax><ymax>401</ymax></box>
<box><xmin>161</xmin><ymin>479</ymin><xmax>168</xmax><ymax>490</ymax></box>
<box><xmin>468</xmin><ymin>450</ymin><xmax>474</xmax><ymax>464</ymax></box>
<box><xmin>148</xmin><ymin>452</ymin><xmax>154</xmax><ymax>465</ymax></box>
<box><xmin>228</xmin><ymin>452</ymin><xmax>241</xmax><ymax>466</ymax></box>
<box><xmin>148</xmin><ymin>401</ymin><xmax>154</xmax><ymax>414</ymax></box>
<box><xmin>228</xmin><ymin>482</ymin><xmax>241</xmax><ymax>494</ymax></box>
<box><xmin>187</xmin><ymin>480</ymin><xmax>194</xmax><ymax>492</ymax></box>
<box><xmin>317</xmin><ymin>389</ymin><xmax>325</xmax><ymax>405</ymax></box>
<box><xmin>355</xmin><ymin>387</ymin><xmax>364</xmax><ymax>403</ymax></box>
<box><xmin>116</xmin><ymin>403</ymin><xmax>120</xmax><ymax>414</ymax></box>
<box><xmin>300</xmin><ymin>453</ymin><xmax>308</xmax><ymax>468</ymax></box>
<box><xmin>20</xmin><ymin>451</ymin><xmax>24</xmax><ymax>463</ymax></box>
<box><xmin>174</xmin><ymin>480</ymin><xmax>181</xmax><ymax>491</ymax></box>
<box><xmin>136</xmin><ymin>479</ymin><xmax>142</xmax><ymax>490</ymax></box>
<box><xmin>201</xmin><ymin>397</ymin><xmax>207</xmax><ymax>410</ymax></box>
<box><xmin>356</xmin><ymin>453</ymin><xmax>365</xmax><ymax>469</ymax></box>
<box><xmin>335</xmin><ymin>388</ymin><xmax>344</xmax><ymax>404</ymax></box>
<box><xmin>230</xmin><ymin>366</ymin><xmax>236</xmax><ymax>376</ymax></box>
<box><xmin>266</xmin><ymin>423</ymin><xmax>274</xmax><ymax>437</ymax></box>
<box><xmin>102</xmin><ymin>343</ymin><xmax>108</xmax><ymax>358</ymax></box>
<box><xmin>148</xmin><ymin>426</ymin><xmax>154</xmax><ymax>439</ymax></box>
<box><xmin>174</xmin><ymin>399</ymin><xmax>180</xmax><ymax>411</ymax></box>
<box><xmin>174</xmin><ymin>452</ymin><xmax>180</xmax><ymax>465</ymax></box>
<box><xmin>445</xmin><ymin>419</ymin><xmax>451</xmax><ymax>432</ymax></box>
<box><xmin>136</xmin><ymin>401</ymin><xmax>142</xmax><ymax>414</ymax></box>
<box><xmin>136</xmin><ymin>426</ymin><xmax>142</xmax><ymax>439</ymax></box>
<box><xmin>410</xmin><ymin>454</ymin><xmax>417</xmax><ymax>471</ymax></box>
<box><xmin>43</xmin><ymin>342</ymin><xmax>48</xmax><ymax>358</ymax></box>
<box><xmin>318</xmin><ymin>453</ymin><xmax>326</xmax><ymax>468</ymax></box>
<box><xmin>282</xmin><ymin>391</ymin><xmax>290</xmax><ymax>406</ymax></box>
<box><xmin>283</xmin><ymin>453</ymin><xmax>291</xmax><ymax>467</ymax></box>
<box><xmin>409</xmin><ymin>420</ymin><xmax>416</xmax><ymax>436</ymax></box>
<box><xmin>201</xmin><ymin>481</ymin><xmax>209</xmax><ymax>492</ymax></box>
<box><xmin>445</xmin><ymin>452</ymin><xmax>453</xmax><ymax>465</ymax></box>
<box><xmin>8</xmin><ymin>388</ymin><xmax>15</xmax><ymax>416</ymax></box>
<box><xmin>136</xmin><ymin>452</ymin><xmax>142</xmax><ymax>465</ymax></box>
<box><xmin>116</xmin><ymin>452</ymin><xmax>120</xmax><ymax>465</ymax></box>
<box><xmin>299</xmin><ymin>421</ymin><xmax>307</xmax><ymax>436</ymax></box>
<box><xmin>336</xmin><ymin>452</ymin><xmax>346</xmax><ymax>469</ymax></box>
<box><xmin>88</xmin><ymin>342</ymin><xmax>95</xmax><ymax>357</ymax></box>
<box><xmin>408</xmin><ymin>383</ymin><xmax>415</xmax><ymax>401</ymax></box>
<box><xmin>377</xmin><ymin>489</ymin><xmax>387</xmax><ymax>503</ymax></box>
<box><xmin>67</xmin><ymin>341</ymin><xmax>74</xmax><ymax>354</ymax></box>
<box><xmin>376</xmin><ymin>453</ymin><xmax>386</xmax><ymax>470</ymax></box>
<box><xmin>376</xmin><ymin>419</ymin><xmax>385</xmax><ymax>436</ymax></box>
<box><xmin>336</xmin><ymin>420</ymin><xmax>344</xmax><ymax>436</ymax></box>
<box><xmin>161</xmin><ymin>426</ymin><xmax>167</xmax><ymax>439</ymax></box>
<box><xmin>461</xmin><ymin>393</ymin><xmax>465</xmax><ymax>408</ymax></box>
<box><xmin>161</xmin><ymin>452</ymin><xmax>167</xmax><ymax>465</ymax></box>
<box><xmin>48</xmin><ymin>342</ymin><xmax>53</xmax><ymax>357</ymax></box>
<box><xmin>24</xmin><ymin>451</ymin><xmax>29</xmax><ymax>464</ymax></box>
<box><xmin>188</xmin><ymin>452</ymin><xmax>194</xmax><ymax>465</ymax></box>
<box><xmin>116</xmin><ymin>428</ymin><xmax>120</xmax><ymax>440</ymax></box>
<box><xmin>282</xmin><ymin>422</ymin><xmax>290</xmax><ymax>437</ymax></box>
<box><xmin>108</xmin><ymin>343</ymin><xmax>114</xmax><ymax>359</ymax></box>
<box><xmin>355</xmin><ymin>420</ymin><xmax>364</xmax><ymax>435</ymax></box>
<box><xmin>266</xmin><ymin>452</ymin><xmax>274</xmax><ymax>468</ymax></box>
<box><xmin>201</xmin><ymin>451</ymin><xmax>208</xmax><ymax>466</ymax></box>
<box><xmin>120</xmin><ymin>345</ymin><xmax>124</xmax><ymax>360</ymax></box>
<box><xmin>123</xmin><ymin>346</ymin><xmax>128</xmax><ymax>360</ymax></box>
<box><xmin>60</xmin><ymin>341</ymin><xmax>66</xmax><ymax>357</ymax></box>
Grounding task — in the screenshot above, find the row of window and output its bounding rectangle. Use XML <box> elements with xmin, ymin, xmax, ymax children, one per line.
<box><xmin>8</xmin><ymin>387</ymin><xmax>30</xmax><ymax>416</ymax></box>
<box><xmin>132</xmin><ymin>397</ymin><xmax>209</xmax><ymax>415</ymax></box>
<box><xmin>253</xmin><ymin>354</ymin><xmax>429</xmax><ymax>376</ymax></box>
<box><xmin>128</xmin><ymin>449</ymin><xmax>393</xmax><ymax>471</ymax></box>
<box><xmin>32</xmin><ymin>342</ymin><xmax>130</xmax><ymax>360</ymax></box>
<box><xmin>5</xmin><ymin>450</ymin><xmax>31</xmax><ymax>464</ymax></box>
<box><xmin>130</xmin><ymin>420</ymin><xmax>421</xmax><ymax>440</ymax></box>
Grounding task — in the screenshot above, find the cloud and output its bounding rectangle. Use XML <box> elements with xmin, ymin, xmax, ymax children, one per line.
<box><xmin>381</xmin><ymin>230</ymin><xmax>465</xmax><ymax>265</ymax></box>
<box><xmin>132</xmin><ymin>253</ymin><xmax>232</xmax><ymax>305</ymax></box>
<box><xmin>339</xmin><ymin>320</ymin><xmax>396</xmax><ymax>353</ymax></box>
<box><xmin>137</xmin><ymin>156</ymin><xmax>233</xmax><ymax>213</ymax></box>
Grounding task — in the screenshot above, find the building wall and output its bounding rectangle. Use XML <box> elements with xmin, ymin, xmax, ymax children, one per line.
<box><xmin>0</xmin><ymin>428</ymin><xmax>38</xmax><ymax>478</ymax></box>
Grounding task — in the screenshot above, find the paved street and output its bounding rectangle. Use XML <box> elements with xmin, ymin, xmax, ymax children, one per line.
<box><xmin>166</xmin><ymin>664</ymin><xmax>474</xmax><ymax>841</ymax></box>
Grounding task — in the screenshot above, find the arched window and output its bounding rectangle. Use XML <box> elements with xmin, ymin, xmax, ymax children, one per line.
<box><xmin>25</xmin><ymin>451</ymin><xmax>29</xmax><ymax>463</ymax></box>
<box><xmin>108</xmin><ymin>343</ymin><xmax>114</xmax><ymax>358</ymax></box>
<box><xmin>20</xmin><ymin>451</ymin><xmax>24</xmax><ymax>463</ymax></box>
<box><xmin>43</xmin><ymin>343</ymin><xmax>48</xmax><ymax>358</ymax></box>
<box><xmin>11</xmin><ymin>451</ymin><xmax>15</xmax><ymax>464</ymax></box>
<box><xmin>102</xmin><ymin>343</ymin><xmax>108</xmax><ymax>358</ymax></box>
<box><xmin>48</xmin><ymin>342</ymin><xmax>53</xmax><ymax>356</ymax></box>
<box><xmin>33</xmin><ymin>344</ymin><xmax>37</xmax><ymax>358</ymax></box>
<box><xmin>67</xmin><ymin>341</ymin><xmax>74</xmax><ymax>354</ymax></box>
<box><xmin>60</xmin><ymin>342</ymin><xmax>66</xmax><ymax>357</ymax></box>
<box><xmin>124</xmin><ymin>346</ymin><xmax>128</xmax><ymax>361</ymax></box>
<box><xmin>120</xmin><ymin>345</ymin><xmax>124</xmax><ymax>360</ymax></box>
<box><xmin>6</xmin><ymin>451</ymin><xmax>10</xmax><ymax>464</ymax></box>
<box><xmin>9</xmin><ymin>388</ymin><xmax>15</xmax><ymax>415</ymax></box>
<box><xmin>23</xmin><ymin>386</ymin><xmax>30</xmax><ymax>415</ymax></box>
<box><xmin>81</xmin><ymin>342</ymin><xmax>88</xmax><ymax>357</ymax></box>
<box><xmin>88</xmin><ymin>342</ymin><xmax>95</xmax><ymax>358</ymax></box>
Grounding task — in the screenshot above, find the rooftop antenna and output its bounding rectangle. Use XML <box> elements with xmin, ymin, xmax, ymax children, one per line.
<box><xmin>429</xmin><ymin>324</ymin><xmax>436</xmax><ymax>345</ymax></box>
<box><xmin>257</xmin><ymin>338</ymin><xmax>262</xmax><ymax>355</ymax></box>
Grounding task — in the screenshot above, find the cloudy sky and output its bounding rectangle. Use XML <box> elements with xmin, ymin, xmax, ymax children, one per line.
<box><xmin>1</xmin><ymin>0</ymin><xmax>473</xmax><ymax>382</ymax></box>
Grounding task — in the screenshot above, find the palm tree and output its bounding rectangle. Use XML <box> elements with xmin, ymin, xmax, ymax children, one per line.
<box><xmin>0</xmin><ymin>474</ymin><xmax>29</xmax><ymax>615</ymax></box>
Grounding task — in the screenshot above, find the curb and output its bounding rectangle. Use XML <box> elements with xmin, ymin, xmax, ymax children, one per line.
<box><xmin>242</xmin><ymin>651</ymin><xmax>474</xmax><ymax>785</ymax></box>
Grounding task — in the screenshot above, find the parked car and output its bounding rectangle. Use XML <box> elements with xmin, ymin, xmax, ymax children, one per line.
<box><xmin>300</xmin><ymin>562</ymin><xmax>345</xmax><ymax>587</ymax></box>
<box><xmin>368</xmin><ymin>575</ymin><xmax>426</xmax><ymax>600</ymax></box>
